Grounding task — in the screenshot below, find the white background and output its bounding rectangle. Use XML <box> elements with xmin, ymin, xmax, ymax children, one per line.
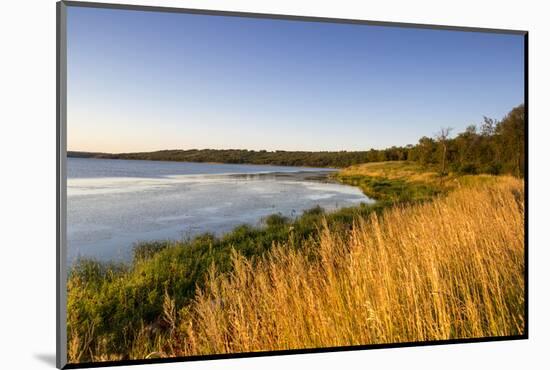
<box><xmin>1</xmin><ymin>0</ymin><xmax>548</xmax><ymax>369</ymax></box>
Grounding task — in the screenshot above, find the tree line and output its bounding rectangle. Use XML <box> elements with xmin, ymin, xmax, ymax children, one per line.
<box><xmin>409</xmin><ymin>104</ymin><xmax>525</xmax><ymax>177</ymax></box>
<box><xmin>68</xmin><ymin>104</ymin><xmax>525</xmax><ymax>177</ymax></box>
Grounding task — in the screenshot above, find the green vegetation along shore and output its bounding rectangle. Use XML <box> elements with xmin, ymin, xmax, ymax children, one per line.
<box><xmin>67</xmin><ymin>159</ymin><xmax>524</xmax><ymax>363</ymax></box>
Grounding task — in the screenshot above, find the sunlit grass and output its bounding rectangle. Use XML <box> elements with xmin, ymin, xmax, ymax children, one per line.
<box><xmin>66</xmin><ymin>162</ymin><xmax>525</xmax><ymax>362</ymax></box>
<box><xmin>176</xmin><ymin>176</ymin><xmax>524</xmax><ymax>355</ymax></box>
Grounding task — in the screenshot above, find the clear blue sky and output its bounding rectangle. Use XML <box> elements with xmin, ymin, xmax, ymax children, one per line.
<box><xmin>67</xmin><ymin>6</ymin><xmax>524</xmax><ymax>153</ymax></box>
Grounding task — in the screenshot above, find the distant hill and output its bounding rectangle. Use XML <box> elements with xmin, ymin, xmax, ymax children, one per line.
<box><xmin>67</xmin><ymin>148</ymin><xmax>404</xmax><ymax>168</ymax></box>
<box><xmin>67</xmin><ymin>151</ymin><xmax>108</xmax><ymax>158</ymax></box>
<box><xmin>66</xmin><ymin>103</ymin><xmax>525</xmax><ymax>175</ymax></box>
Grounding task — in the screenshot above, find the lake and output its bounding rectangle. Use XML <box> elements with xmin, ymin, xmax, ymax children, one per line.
<box><xmin>67</xmin><ymin>157</ymin><xmax>373</xmax><ymax>263</ymax></box>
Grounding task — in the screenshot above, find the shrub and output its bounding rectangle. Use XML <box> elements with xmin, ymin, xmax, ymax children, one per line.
<box><xmin>132</xmin><ymin>240</ymin><xmax>171</xmax><ymax>262</ymax></box>
<box><xmin>264</xmin><ymin>213</ymin><xmax>289</xmax><ymax>228</ymax></box>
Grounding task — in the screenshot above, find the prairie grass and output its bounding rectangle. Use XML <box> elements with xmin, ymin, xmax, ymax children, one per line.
<box><xmin>66</xmin><ymin>164</ymin><xmax>525</xmax><ymax>362</ymax></box>
<box><xmin>66</xmin><ymin>204</ymin><xmax>383</xmax><ymax>363</ymax></box>
<box><xmin>174</xmin><ymin>176</ymin><xmax>524</xmax><ymax>355</ymax></box>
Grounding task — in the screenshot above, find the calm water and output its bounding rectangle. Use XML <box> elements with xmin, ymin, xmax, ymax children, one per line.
<box><xmin>67</xmin><ymin>158</ymin><xmax>373</xmax><ymax>263</ymax></box>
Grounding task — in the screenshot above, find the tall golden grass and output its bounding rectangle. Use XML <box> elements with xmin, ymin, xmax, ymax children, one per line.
<box><xmin>67</xmin><ymin>175</ymin><xmax>525</xmax><ymax>362</ymax></box>
<box><xmin>173</xmin><ymin>176</ymin><xmax>524</xmax><ymax>356</ymax></box>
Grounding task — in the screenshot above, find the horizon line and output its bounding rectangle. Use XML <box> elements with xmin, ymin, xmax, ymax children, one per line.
<box><xmin>67</xmin><ymin>146</ymin><xmax>418</xmax><ymax>155</ymax></box>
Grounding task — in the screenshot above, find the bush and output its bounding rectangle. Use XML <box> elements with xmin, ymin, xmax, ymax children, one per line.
<box><xmin>264</xmin><ymin>213</ymin><xmax>289</xmax><ymax>228</ymax></box>
<box><xmin>132</xmin><ymin>240</ymin><xmax>171</xmax><ymax>262</ymax></box>
<box><xmin>303</xmin><ymin>205</ymin><xmax>325</xmax><ymax>216</ymax></box>
<box><xmin>459</xmin><ymin>163</ymin><xmax>478</xmax><ymax>174</ymax></box>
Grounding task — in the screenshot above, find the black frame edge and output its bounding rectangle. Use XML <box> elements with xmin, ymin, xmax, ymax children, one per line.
<box><xmin>62</xmin><ymin>335</ymin><xmax>528</xmax><ymax>369</ymax></box>
<box><xmin>523</xmin><ymin>32</ymin><xmax>529</xmax><ymax>338</ymax></box>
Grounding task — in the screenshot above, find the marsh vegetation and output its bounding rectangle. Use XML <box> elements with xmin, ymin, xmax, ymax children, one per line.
<box><xmin>67</xmin><ymin>162</ymin><xmax>524</xmax><ymax>363</ymax></box>
<box><xmin>66</xmin><ymin>105</ymin><xmax>525</xmax><ymax>363</ymax></box>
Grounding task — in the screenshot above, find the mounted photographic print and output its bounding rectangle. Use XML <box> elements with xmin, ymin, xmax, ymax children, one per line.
<box><xmin>56</xmin><ymin>1</ymin><xmax>528</xmax><ymax>368</ymax></box>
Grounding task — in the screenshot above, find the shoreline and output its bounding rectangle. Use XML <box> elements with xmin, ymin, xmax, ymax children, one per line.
<box><xmin>67</xmin><ymin>161</ymin><xmax>452</xmax><ymax>268</ymax></box>
<box><xmin>67</xmin><ymin>153</ymin><xmax>341</xmax><ymax>170</ymax></box>
<box><xmin>68</xmin><ymin>155</ymin><xmax>339</xmax><ymax>171</ymax></box>
<box><xmin>66</xmin><ymin>165</ymin><xmax>525</xmax><ymax>362</ymax></box>
<box><xmin>67</xmin><ymin>165</ymin><xmax>369</xmax><ymax>266</ymax></box>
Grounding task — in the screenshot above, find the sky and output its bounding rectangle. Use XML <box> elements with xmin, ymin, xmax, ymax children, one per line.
<box><xmin>67</xmin><ymin>6</ymin><xmax>525</xmax><ymax>153</ymax></box>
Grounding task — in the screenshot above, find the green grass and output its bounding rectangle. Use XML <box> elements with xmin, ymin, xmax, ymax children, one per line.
<box><xmin>334</xmin><ymin>162</ymin><xmax>448</xmax><ymax>203</ymax></box>
<box><xmin>336</xmin><ymin>174</ymin><xmax>442</xmax><ymax>203</ymax></box>
<box><xmin>67</xmin><ymin>161</ymin><xmax>460</xmax><ymax>362</ymax></box>
<box><xmin>67</xmin><ymin>201</ymin><xmax>387</xmax><ymax>362</ymax></box>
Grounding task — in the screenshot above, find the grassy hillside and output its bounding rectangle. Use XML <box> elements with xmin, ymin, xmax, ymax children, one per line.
<box><xmin>336</xmin><ymin>161</ymin><xmax>447</xmax><ymax>202</ymax></box>
<box><xmin>336</xmin><ymin>161</ymin><xmax>499</xmax><ymax>202</ymax></box>
<box><xmin>180</xmin><ymin>176</ymin><xmax>524</xmax><ymax>355</ymax></box>
<box><xmin>66</xmin><ymin>162</ymin><xmax>525</xmax><ymax>363</ymax></box>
